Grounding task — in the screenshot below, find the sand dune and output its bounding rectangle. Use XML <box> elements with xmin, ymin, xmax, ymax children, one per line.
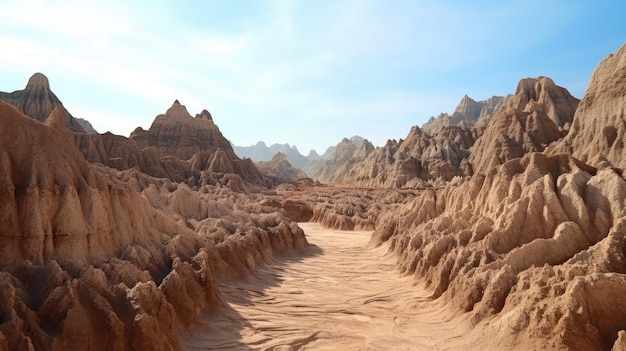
<box><xmin>183</xmin><ymin>223</ymin><xmax>476</xmax><ymax>350</ymax></box>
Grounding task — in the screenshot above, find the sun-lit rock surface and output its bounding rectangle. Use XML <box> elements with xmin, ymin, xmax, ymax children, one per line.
<box><xmin>0</xmin><ymin>103</ymin><xmax>307</xmax><ymax>350</ymax></box>
<box><xmin>0</xmin><ymin>73</ymin><xmax>96</xmax><ymax>133</ymax></box>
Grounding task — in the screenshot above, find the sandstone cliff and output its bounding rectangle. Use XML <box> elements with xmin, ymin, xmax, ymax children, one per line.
<box><xmin>0</xmin><ymin>73</ymin><xmax>96</xmax><ymax>133</ymax></box>
<box><xmin>469</xmin><ymin>77</ymin><xmax>579</xmax><ymax>175</ymax></box>
<box><xmin>310</xmin><ymin>125</ymin><xmax>474</xmax><ymax>187</ymax></box>
<box><xmin>422</xmin><ymin>95</ymin><xmax>506</xmax><ymax>134</ymax></box>
<box><xmin>309</xmin><ymin>137</ymin><xmax>375</xmax><ymax>183</ymax></box>
<box><xmin>0</xmin><ymin>102</ymin><xmax>307</xmax><ymax>350</ymax></box>
<box><xmin>549</xmin><ymin>42</ymin><xmax>626</xmax><ymax>170</ymax></box>
<box><xmin>256</xmin><ymin>152</ymin><xmax>307</xmax><ymax>180</ymax></box>
<box><xmin>130</xmin><ymin>101</ymin><xmax>232</xmax><ymax>160</ymax></box>
<box><xmin>367</xmin><ymin>43</ymin><xmax>626</xmax><ymax>350</ymax></box>
<box><xmin>74</xmin><ymin>101</ymin><xmax>271</xmax><ymax>189</ymax></box>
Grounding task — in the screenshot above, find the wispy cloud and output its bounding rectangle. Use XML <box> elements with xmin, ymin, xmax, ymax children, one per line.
<box><xmin>0</xmin><ymin>0</ymin><xmax>611</xmax><ymax>152</ymax></box>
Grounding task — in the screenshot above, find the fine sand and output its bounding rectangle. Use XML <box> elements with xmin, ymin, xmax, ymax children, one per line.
<box><xmin>183</xmin><ymin>223</ymin><xmax>476</xmax><ymax>350</ymax></box>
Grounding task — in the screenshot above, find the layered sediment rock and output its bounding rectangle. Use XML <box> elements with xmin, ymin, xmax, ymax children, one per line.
<box><xmin>74</xmin><ymin>101</ymin><xmax>271</xmax><ymax>189</ymax></box>
<box><xmin>130</xmin><ymin>101</ymin><xmax>232</xmax><ymax>160</ymax></box>
<box><xmin>549</xmin><ymin>42</ymin><xmax>626</xmax><ymax>170</ymax></box>
<box><xmin>469</xmin><ymin>77</ymin><xmax>579</xmax><ymax>175</ymax></box>
<box><xmin>423</xmin><ymin>95</ymin><xmax>506</xmax><ymax>134</ymax></box>
<box><xmin>256</xmin><ymin>152</ymin><xmax>307</xmax><ymax>180</ymax></box>
<box><xmin>0</xmin><ymin>73</ymin><xmax>96</xmax><ymax>133</ymax></box>
<box><xmin>0</xmin><ymin>103</ymin><xmax>307</xmax><ymax>350</ymax></box>
<box><xmin>369</xmin><ymin>43</ymin><xmax>626</xmax><ymax>349</ymax></box>
<box><xmin>312</xmin><ymin>125</ymin><xmax>474</xmax><ymax>187</ymax></box>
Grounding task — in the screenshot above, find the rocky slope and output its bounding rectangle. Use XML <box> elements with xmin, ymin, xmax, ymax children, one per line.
<box><xmin>0</xmin><ymin>73</ymin><xmax>96</xmax><ymax>133</ymax></box>
<box><xmin>367</xmin><ymin>43</ymin><xmax>626</xmax><ymax>350</ymax></box>
<box><xmin>549</xmin><ymin>42</ymin><xmax>626</xmax><ymax>170</ymax></box>
<box><xmin>233</xmin><ymin>142</ymin><xmax>312</xmax><ymax>169</ymax></box>
<box><xmin>0</xmin><ymin>102</ymin><xmax>308</xmax><ymax>350</ymax></box>
<box><xmin>255</xmin><ymin>152</ymin><xmax>307</xmax><ymax>180</ymax></box>
<box><xmin>310</xmin><ymin>125</ymin><xmax>474</xmax><ymax>187</ymax></box>
<box><xmin>130</xmin><ymin>101</ymin><xmax>232</xmax><ymax>160</ymax></box>
<box><xmin>307</xmin><ymin>137</ymin><xmax>375</xmax><ymax>183</ymax></box>
<box><xmin>422</xmin><ymin>95</ymin><xmax>506</xmax><ymax>134</ymax></box>
<box><xmin>74</xmin><ymin>101</ymin><xmax>270</xmax><ymax>189</ymax></box>
<box><xmin>309</xmin><ymin>77</ymin><xmax>578</xmax><ymax>187</ymax></box>
<box><xmin>469</xmin><ymin>77</ymin><xmax>579</xmax><ymax>175</ymax></box>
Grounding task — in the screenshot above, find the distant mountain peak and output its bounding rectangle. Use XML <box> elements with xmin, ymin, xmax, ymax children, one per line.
<box><xmin>196</xmin><ymin>109</ymin><xmax>213</xmax><ymax>120</ymax></box>
<box><xmin>25</xmin><ymin>72</ymin><xmax>50</xmax><ymax>91</ymax></box>
<box><xmin>165</xmin><ymin>100</ymin><xmax>193</xmax><ymax>119</ymax></box>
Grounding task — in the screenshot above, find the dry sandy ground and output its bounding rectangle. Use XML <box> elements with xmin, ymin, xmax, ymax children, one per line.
<box><xmin>182</xmin><ymin>223</ymin><xmax>477</xmax><ymax>350</ymax></box>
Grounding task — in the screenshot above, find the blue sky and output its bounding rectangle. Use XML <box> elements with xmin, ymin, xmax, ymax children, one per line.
<box><xmin>0</xmin><ymin>0</ymin><xmax>624</xmax><ymax>154</ymax></box>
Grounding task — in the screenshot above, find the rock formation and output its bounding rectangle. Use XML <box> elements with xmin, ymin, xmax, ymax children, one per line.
<box><xmin>308</xmin><ymin>137</ymin><xmax>375</xmax><ymax>183</ymax></box>
<box><xmin>365</xmin><ymin>43</ymin><xmax>626</xmax><ymax>349</ymax></box>
<box><xmin>130</xmin><ymin>101</ymin><xmax>232</xmax><ymax>160</ymax></box>
<box><xmin>73</xmin><ymin>101</ymin><xmax>271</xmax><ymax>189</ymax></box>
<box><xmin>422</xmin><ymin>95</ymin><xmax>507</xmax><ymax>134</ymax></box>
<box><xmin>0</xmin><ymin>102</ymin><xmax>308</xmax><ymax>350</ymax></box>
<box><xmin>232</xmin><ymin>141</ymin><xmax>313</xmax><ymax>169</ymax></box>
<box><xmin>0</xmin><ymin>73</ymin><xmax>96</xmax><ymax>133</ymax></box>
<box><xmin>309</xmin><ymin>125</ymin><xmax>474</xmax><ymax>187</ymax></box>
<box><xmin>549</xmin><ymin>42</ymin><xmax>626</xmax><ymax>170</ymax></box>
<box><xmin>469</xmin><ymin>77</ymin><xmax>579</xmax><ymax>175</ymax></box>
<box><xmin>255</xmin><ymin>152</ymin><xmax>307</xmax><ymax>180</ymax></box>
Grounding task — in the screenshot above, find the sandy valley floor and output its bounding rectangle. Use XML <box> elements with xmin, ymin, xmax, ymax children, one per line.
<box><xmin>182</xmin><ymin>223</ymin><xmax>478</xmax><ymax>350</ymax></box>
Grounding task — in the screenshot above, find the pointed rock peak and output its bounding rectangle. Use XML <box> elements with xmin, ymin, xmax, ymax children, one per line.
<box><xmin>349</xmin><ymin>135</ymin><xmax>365</xmax><ymax>147</ymax></box>
<box><xmin>45</xmin><ymin>106</ymin><xmax>70</xmax><ymax>130</ymax></box>
<box><xmin>196</xmin><ymin>109</ymin><xmax>213</xmax><ymax>120</ymax></box>
<box><xmin>460</xmin><ymin>94</ymin><xmax>474</xmax><ymax>102</ymax></box>
<box><xmin>515</xmin><ymin>76</ymin><xmax>557</xmax><ymax>98</ymax></box>
<box><xmin>272</xmin><ymin>152</ymin><xmax>288</xmax><ymax>161</ymax></box>
<box><xmin>360</xmin><ymin>139</ymin><xmax>375</xmax><ymax>151</ymax></box>
<box><xmin>408</xmin><ymin>125</ymin><xmax>423</xmax><ymax>136</ymax></box>
<box><xmin>26</xmin><ymin>72</ymin><xmax>50</xmax><ymax>91</ymax></box>
<box><xmin>165</xmin><ymin>100</ymin><xmax>192</xmax><ymax>119</ymax></box>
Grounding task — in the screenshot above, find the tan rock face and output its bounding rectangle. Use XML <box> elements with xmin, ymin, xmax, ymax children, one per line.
<box><xmin>0</xmin><ymin>103</ymin><xmax>308</xmax><ymax>350</ymax></box>
<box><xmin>370</xmin><ymin>151</ymin><xmax>626</xmax><ymax>349</ymax></box>
<box><xmin>308</xmin><ymin>137</ymin><xmax>375</xmax><ymax>183</ymax></box>
<box><xmin>130</xmin><ymin>101</ymin><xmax>232</xmax><ymax>160</ymax></box>
<box><xmin>0</xmin><ymin>73</ymin><xmax>95</xmax><ymax>133</ymax></box>
<box><xmin>256</xmin><ymin>152</ymin><xmax>307</xmax><ymax>180</ymax></box>
<box><xmin>73</xmin><ymin>104</ymin><xmax>271</xmax><ymax>189</ymax></box>
<box><xmin>311</xmin><ymin>126</ymin><xmax>474</xmax><ymax>187</ymax></box>
<box><xmin>469</xmin><ymin>77</ymin><xmax>578</xmax><ymax>175</ymax></box>
<box><xmin>422</xmin><ymin>95</ymin><xmax>507</xmax><ymax>135</ymax></box>
<box><xmin>549</xmin><ymin>43</ymin><xmax>626</xmax><ymax>170</ymax></box>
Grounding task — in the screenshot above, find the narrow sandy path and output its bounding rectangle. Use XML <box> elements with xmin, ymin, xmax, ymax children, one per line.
<box><xmin>183</xmin><ymin>223</ymin><xmax>474</xmax><ymax>350</ymax></box>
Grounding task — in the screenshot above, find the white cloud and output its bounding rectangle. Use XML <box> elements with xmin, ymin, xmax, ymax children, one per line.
<box><xmin>0</xmin><ymin>0</ymin><xmax>588</xmax><ymax>152</ymax></box>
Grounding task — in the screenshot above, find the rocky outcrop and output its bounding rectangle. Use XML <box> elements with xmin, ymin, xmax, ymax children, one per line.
<box><xmin>0</xmin><ymin>73</ymin><xmax>96</xmax><ymax>133</ymax></box>
<box><xmin>308</xmin><ymin>137</ymin><xmax>375</xmax><ymax>183</ymax></box>
<box><xmin>310</xmin><ymin>126</ymin><xmax>474</xmax><ymax>187</ymax></box>
<box><xmin>469</xmin><ymin>77</ymin><xmax>578</xmax><ymax>175</ymax></box>
<box><xmin>370</xmin><ymin>151</ymin><xmax>626</xmax><ymax>349</ymax></box>
<box><xmin>0</xmin><ymin>102</ymin><xmax>308</xmax><ymax>350</ymax></box>
<box><xmin>232</xmin><ymin>142</ymin><xmax>312</xmax><ymax>169</ymax></box>
<box><xmin>368</xmin><ymin>43</ymin><xmax>626</xmax><ymax>349</ymax></box>
<box><xmin>130</xmin><ymin>101</ymin><xmax>231</xmax><ymax>160</ymax></box>
<box><xmin>256</xmin><ymin>152</ymin><xmax>307</xmax><ymax>180</ymax></box>
<box><xmin>422</xmin><ymin>95</ymin><xmax>506</xmax><ymax>134</ymax></box>
<box><xmin>74</xmin><ymin>101</ymin><xmax>271</xmax><ymax>189</ymax></box>
<box><xmin>549</xmin><ymin>43</ymin><xmax>626</xmax><ymax>170</ymax></box>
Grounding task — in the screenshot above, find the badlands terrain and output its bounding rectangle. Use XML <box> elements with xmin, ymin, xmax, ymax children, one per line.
<box><xmin>0</xmin><ymin>42</ymin><xmax>625</xmax><ymax>351</ymax></box>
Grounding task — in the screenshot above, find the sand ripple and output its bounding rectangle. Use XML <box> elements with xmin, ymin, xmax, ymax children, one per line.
<box><xmin>183</xmin><ymin>223</ymin><xmax>474</xmax><ymax>350</ymax></box>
